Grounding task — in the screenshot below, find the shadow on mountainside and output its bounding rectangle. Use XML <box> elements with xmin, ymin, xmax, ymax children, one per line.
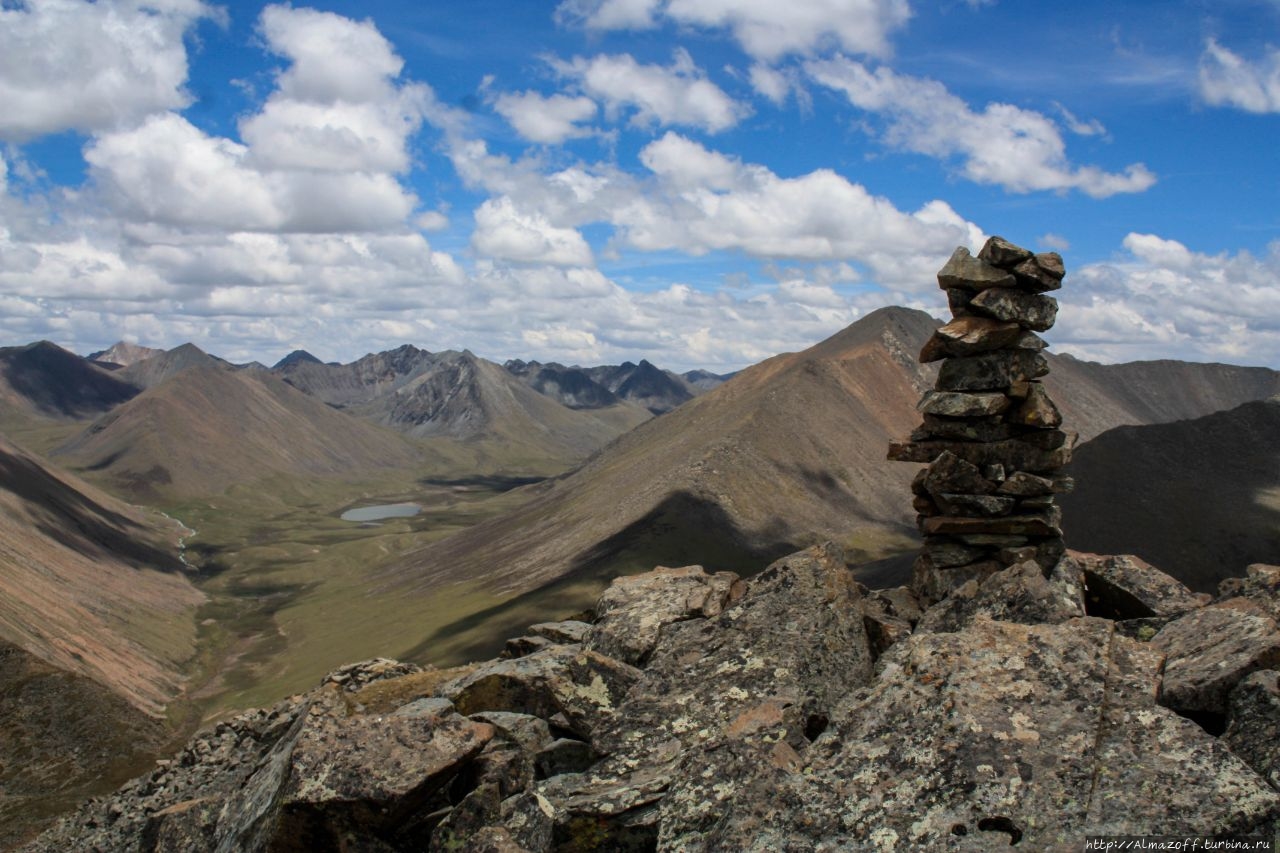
<box><xmin>0</xmin><ymin>445</ymin><xmax>180</xmax><ymax>571</ymax></box>
<box><xmin>1061</xmin><ymin>399</ymin><xmax>1280</xmax><ymax>593</ymax></box>
<box><xmin>399</xmin><ymin>491</ymin><xmax>798</xmax><ymax>665</ymax></box>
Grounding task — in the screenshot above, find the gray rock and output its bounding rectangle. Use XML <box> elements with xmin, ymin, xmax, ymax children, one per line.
<box><xmin>969</xmin><ymin>287</ymin><xmax>1059</xmax><ymax>331</ymax></box>
<box><xmin>700</xmin><ymin>617</ymin><xmax>1280</xmax><ymax>849</ymax></box>
<box><xmin>889</xmin><ymin>437</ymin><xmax>1072</xmax><ymax>473</ymax></box>
<box><xmin>1225</xmin><ymin>670</ymin><xmax>1280</xmax><ymax>789</ymax></box>
<box><xmin>527</xmin><ymin>621</ymin><xmax>592</xmax><ymax>644</ymax></box>
<box><xmin>585</xmin><ymin>565</ymin><xmax>744</xmax><ymax>666</ymax></box>
<box><xmin>916</xmin><ymin>389</ymin><xmax>1011</xmax><ymax>417</ymax></box>
<box><xmin>501</xmin><ymin>635</ymin><xmax>558</xmax><ymax>659</ymax></box>
<box><xmin>436</xmin><ymin>646</ymin><xmax>642</xmax><ymax>741</ymax></box>
<box><xmin>923</xmin><ymin>450</ymin><xmax>996</xmax><ymax>497</ymax></box>
<box><xmin>1153</xmin><ymin>599</ymin><xmax>1280</xmax><ymax>715</ymax></box>
<box><xmin>936</xmin><ymin>246</ymin><xmax>1015</xmax><ymax>290</ymax></box>
<box><xmin>321</xmin><ymin>658</ymin><xmax>423</xmax><ymax>692</ymax></box>
<box><xmin>534</xmin><ymin>738</ymin><xmax>599</xmax><ymax>778</ymax></box>
<box><xmin>1011</xmin><ymin>253</ymin><xmax>1065</xmax><ymax>292</ymax></box>
<box><xmin>935</xmin><ymin>492</ymin><xmax>1016</xmax><ymax>517</ymax></box>
<box><xmin>910</xmin><ymin>555</ymin><xmax>1002</xmax><ymax>604</ymax></box>
<box><xmin>977</xmin><ymin>235</ymin><xmax>1035</xmax><ymax>268</ymax></box>
<box><xmin>1070</xmin><ymin>552</ymin><xmax>1209</xmax><ymax>620</ymax></box>
<box><xmin>915</xmin><ymin>558</ymin><xmax>1085</xmax><ymax>633</ymax></box>
<box><xmin>1218</xmin><ymin>563</ymin><xmax>1280</xmax><ymax>622</ymax></box>
<box><xmin>916</xmin><ymin>413</ymin><xmax>1016</xmax><ymax>443</ymax></box>
<box><xmin>936</xmin><ymin>349</ymin><xmax>1050</xmax><ymax>392</ymax></box>
<box><xmin>470</xmin><ymin>712</ymin><xmax>554</xmax><ymax>757</ymax></box>
<box><xmin>996</xmin><ymin>471</ymin><xmax>1056</xmax><ymax>497</ymax></box>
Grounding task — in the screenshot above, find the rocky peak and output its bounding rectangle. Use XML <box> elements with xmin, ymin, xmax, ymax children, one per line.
<box><xmin>26</xmin><ymin>537</ymin><xmax>1280</xmax><ymax>851</ymax></box>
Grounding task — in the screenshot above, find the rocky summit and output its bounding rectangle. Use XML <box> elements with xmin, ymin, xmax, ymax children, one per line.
<box><xmin>22</xmin><ymin>546</ymin><xmax>1280</xmax><ymax>851</ymax></box>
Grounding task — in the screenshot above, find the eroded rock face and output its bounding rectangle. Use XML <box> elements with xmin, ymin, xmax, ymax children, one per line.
<box><xmin>1226</xmin><ymin>670</ymin><xmax>1280</xmax><ymax>788</ymax></box>
<box><xmin>584</xmin><ymin>565</ymin><xmax>743</xmax><ymax>666</ymax></box>
<box><xmin>696</xmin><ymin>617</ymin><xmax>1279</xmax><ymax>850</ymax></box>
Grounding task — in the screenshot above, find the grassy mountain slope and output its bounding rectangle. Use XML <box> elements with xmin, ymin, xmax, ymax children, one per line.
<box><xmin>387</xmin><ymin>307</ymin><xmax>939</xmax><ymax>602</ymax></box>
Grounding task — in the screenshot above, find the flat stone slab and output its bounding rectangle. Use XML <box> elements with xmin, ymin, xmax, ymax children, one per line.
<box><xmin>1153</xmin><ymin>599</ymin><xmax>1280</xmax><ymax>714</ymax></box>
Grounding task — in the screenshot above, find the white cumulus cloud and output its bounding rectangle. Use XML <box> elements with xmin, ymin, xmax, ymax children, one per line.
<box><xmin>493</xmin><ymin>91</ymin><xmax>599</xmax><ymax>143</ymax></box>
<box><xmin>553</xmin><ymin>49</ymin><xmax>749</xmax><ymax>132</ymax></box>
<box><xmin>84</xmin><ymin>4</ymin><xmax>428</xmax><ymax>234</ymax></box>
<box><xmin>472</xmin><ymin>197</ymin><xmax>596</xmax><ymax>267</ymax></box>
<box><xmin>0</xmin><ymin>0</ymin><xmax>217</xmax><ymax>142</ymax></box>
<box><xmin>806</xmin><ymin>56</ymin><xmax>1156</xmax><ymax>198</ymax></box>
<box><xmin>1059</xmin><ymin>234</ymin><xmax>1280</xmax><ymax>365</ymax></box>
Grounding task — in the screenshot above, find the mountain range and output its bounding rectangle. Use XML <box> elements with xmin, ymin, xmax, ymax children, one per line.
<box><xmin>3</xmin><ymin>307</ymin><xmax>1280</xmax><ymax>844</ymax></box>
<box><xmin>379</xmin><ymin>307</ymin><xmax>1280</xmax><ymax>657</ymax></box>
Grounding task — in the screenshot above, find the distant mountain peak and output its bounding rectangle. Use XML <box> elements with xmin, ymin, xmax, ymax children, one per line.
<box><xmin>273</xmin><ymin>349</ymin><xmax>323</xmax><ymax>370</ymax></box>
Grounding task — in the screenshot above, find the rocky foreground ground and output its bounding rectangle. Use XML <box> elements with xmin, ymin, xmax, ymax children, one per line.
<box><xmin>24</xmin><ymin>545</ymin><xmax>1280</xmax><ymax>851</ymax></box>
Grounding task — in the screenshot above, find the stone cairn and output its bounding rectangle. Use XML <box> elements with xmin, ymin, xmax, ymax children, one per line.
<box><xmin>888</xmin><ymin>236</ymin><xmax>1073</xmax><ymax>603</ymax></box>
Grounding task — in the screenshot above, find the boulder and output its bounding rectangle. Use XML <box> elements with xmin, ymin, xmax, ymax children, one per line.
<box><xmin>1070</xmin><ymin>552</ymin><xmax>1209</xmax><ymax>620</ymax></box>
<box><xmin>697</xmin><ymin>617</ymin><xmax>1280</xmax><ymax>849</ymax></box>
<box><xmin>1218</xmin><ymin>563</ymin><xmax>1280</xmax><ymax>622</ymax></box>
<box><xmin>969</xmin><ymin>288</ymin><xmax>1059</xmax><ymax>331</ymax></box>
<box><xmin>584</xmin><ymin>564</ymin><xmax>744</xmax><ymax>666</ymax></box>
<box><xmin>915</xmin><ymin>558</ymin><xmax>1084</xmax><ymax>633</ymax></box>
<box><xmin>936</xmin><ymin>350</ymin><xmax>1049</xmax><ymax>392</ymax></box>
<box><xmin>278</xmin><ymin>693</ymin><xmax>496</xmax><ymax>845</ymax></box>
<box><xmin>977</xmin><ymin>235</ymin><xmax>1035</xmax><ymax>268</ymax></box>
<box><xmin>936</xmin><ymin>246</ymin><xmax>1015</xmax><ymax>291</ymax></box>
<box><xmin>505</xmin><ymin>544</ymin><xmax>875</xmax><ymax>850</ymax></box>
<box><xmin>436</xmin><ymin>646</ymin><xmax>642</xmax><ymax>741</ymax></box>
<box><xmin>527</xmin><ymin>621</ymin><xmax>592</xmax><ymax>645</ymax></box>
<box><xmin>919</xmin><ymin>317</ymin><xmax>1023</xmax><ymax>362</ymax></box>
<box><xmin>1225</xmin><ymin>670</ymin><xmax>1280</xmax><ymax>789</ymax></box>
<box><xmin>1152</xmin><ymin>600</ymin><xmax>1280</xmax><ymax>715</ymax></box>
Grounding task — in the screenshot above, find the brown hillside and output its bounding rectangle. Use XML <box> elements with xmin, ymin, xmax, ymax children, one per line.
<box><xmin>53</xmin><ymin>366</ymin><xmax>425</xmax><ymax>500</ymax></box>
<box><xmin>0</xmin><ymin>341</ymin><xmax>138</xmax><ymax>421</ymax></box>
<box><xmin>0</xmin><ymin>432</ymin><xmax>202</xmax><ymax>716</ymax></box>
<box><xmin>1045</xmin><ymin>355</ymin><xmax>1280</xmax><ymax>442</ymax></box>
<box><xmin>117</xmin><ymin>342</ymin><xmax>227</xmax><ymax>389</ymax></box>
<box><xmin>386</xmin><ymin>307</ymin><xmax>939</xmax><ymax>602</ymax></box>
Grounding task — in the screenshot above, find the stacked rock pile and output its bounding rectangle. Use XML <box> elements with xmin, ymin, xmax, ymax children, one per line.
<box><xmin>888</xmin><ymin>236</ymin><xmax>1073</xmax><ymax>603</ymax></box>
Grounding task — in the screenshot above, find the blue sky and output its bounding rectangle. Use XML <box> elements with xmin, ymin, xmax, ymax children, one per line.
<box><xmin>1</xmin><ymin>0</ymin><xmax>1278</xmax><ymax>370</ymax></box>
